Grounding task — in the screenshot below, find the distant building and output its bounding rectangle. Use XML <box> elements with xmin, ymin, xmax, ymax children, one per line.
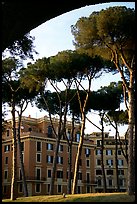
<box><xmin>89</xmin><ymin>132</ymin><xmax>128</xmax><ymax>193</ymax></box>
<box><xmin>2</xmin><ymin>115</ymin><xmax>95</xmax><ymax>198</ymax></box>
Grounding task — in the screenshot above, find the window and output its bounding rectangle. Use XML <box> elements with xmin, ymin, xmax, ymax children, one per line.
<box><xmin>118</xmin><ymin>169</ymin><xmax>124</xmax><ymax>175</ymax></box>
<box><xmin>79</xmin><ymin>159</ymin><xmax>82</xmax><ymax>166</ymax></box>
<box><xmin>96</xmin><ymin>170</ymin><xmax>102</xmax><ymax>175</ymax></box>
<box><xmin>47</xmin><ymin>155</ymin><xmax>53</xmax><ymax>163</ymax></box>
<box><xmin>87</xmin><ymin>186</ymin><xmax>90</xmax><ymax>193</ymax></box>
<box><xmin>119</xmin><ymin>178</ymin><xmax>124</xmax><ymax>186</ymax></box>
<box><xmin>96</xmin><ymin>149</ymin><xmax>101</xmax><ymax>155</ymax></box>
<box><xmin>3</xmin><ymin>186</ymin><xmax>7</xmax><ymax>194</ymax></box>
<box><xmin>36</xmin><ymin>153</ymin><xmax>41</xmax><ymax>163</ymax></box>
<box><xmin>67</xmin><ymin>130</ymin><xmax>71</xmax><ymax>140</ymax></box>
<box><xmin>86</xmin><ymin>159</ymin><xmax>90</xmax><ymax>167</ymax></box>
<box><xmin>35</xmin><ymin>183</ymin><xmax>41</xmax><ymax>193</ymax></box>
<box><xmin>58</xmin><ymin>144</ymin><xmax>63</xmax><ymax>152</ymax></box>
<box><xmin>118</xmin><ymin>159</ymin><xmax>124</xmax><ymax>166</ymax></box>
<box><xmin>18</xmin><ymin>183</ymin><xmax>23</xmax><ymax>193</ymax></box>
<box><xmin>36</xmin><ymin>168</ymin><xmax>41</xmax><ymax>180</ymax></box>
<box><xmin>96</xmin><ymin>159</ymin><xmax>101</xmax><ymax>166</ymax></box>
<box><xmin>105</xmin><ymin>133</ymin><xmax>108</xmax><ymax>138</ymax></box>
<box><xmin>57</xmin><ymin>185</ymin><xmax>62</xmax><ymax>193</ymax></box>
<box><xmin>5</xmin><ymin>157</ymin><xmax>8</xmax><ymax>164</ymax></box>
<box><xmin>106</xmin><ymin>149</ymin><xmax>113</xmax><ymax>155</ymax></box>
<box><xmin>19</xmin><ymin>169</ymin><xmax>22</xmax><ymax>180</ymax></box>
<box><xmin>57</xmin><ymin>170</ymin><xmax>63</xmax><ymax>179</ymax></box>
<box><xmin>48</xmin><ymin>169</ymin><xmax>51</xmax><ymax>178</ymax></box>
<box><xmin>117</xmin><ymin>149</ymin><xmax>122</xmax><ymax>155</ymax></box>
<box><xmin>36</xmin><ymin>141</ymin><xmax>41</xmax><ymax>152</ymax></box>
<box><xmin>22</xmin><ymin>153</ymin><xmax>24</xmax><ymax>163</ymax></box>
<box><xmin>86</xmin><ymin>173</ymin><xmax>90</xmax><ymax>183</ymax></box>
<box><xmin>66</xmin><ymin>171</ymin><xmax>73</xmax><ymax>179</ymax></box>
<box><xmin>108</xmin><ymin>179</ymin><xmax>113</xmax><ymax>187</ymax></box>
<box><xmin>85</xmin><ymin>148</ymin><xmax>90</xmax><ymax>157</ymax></box>
<box><xmin>96</xmin><ymin>133</ymin><xmax>100</xmax><ymax>137</ymax></box>
<box><xmin>7</xmin><ymin>130</ymin><xmax>9</xmax><ymax>137</ymax></box>
<box><xmin>97</xmin><ymin>178</ymin><xmax>102</xmax><ymax>186</ymax></box>
<box><xmin>97</xmin><ymin>140</ymin><xmax>102</xmax><ymax>146</ymax></box>
<box><xmin>20</xmin><ymin>142</ymin><xmax>24</xmax><ymax>152</ymax></box>
<box><xmin>107</xmin><ymin>170</ymin><xmax>113</xmax><ymax>175</ymax></box>
<box><xmin>4</xmin><ymin>170</ymin><xmax>8</xmax><ymax>180</ymax></box>
<box><xmin>48</xmin><ymin>126</ymin><xmax>52</xmax><ymax>137</ymax></box>
<box><xmin>78</xmin><ymin>172</ymin><xmax>82</xmax><ymax>180</ymax></box>
<box><xmin>47</xmin><ymin>143</ymin><xmax>53</xmax><ymax>150</ymax></box>
<box><xmin>4</xmin><ymin>145</ymin><xmax>10</xmax><ymax>152</ymax></box>
<box><xmin>28</xmin><ymin>127</ymin><xmax>32</xmax><ymax>132</ymax></box>
<box><xmin>106</xmin><ymin>159</ymin><xmax>113</xmax><ymax>166</ymax></box>
<box><xmin>77</xmin><ymin>186</ymin><xmax>81</xmax><ymax>194</ymax></box>
<box><xmin>47</xmin><ymin>184</ymin><xmax>50</xmax><ymax>193</ymax></box>
<box><xmin>57</xmin><ymin>156</ymin><xmax>63</xmax><ymax>164</ymax></box>
<box><xmin>76</xmin><ymin>132</ymin><xmax>80</xmax><ymax>142</ymax></box>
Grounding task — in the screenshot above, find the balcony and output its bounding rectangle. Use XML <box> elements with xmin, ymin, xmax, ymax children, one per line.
<box><xmin>17</xmin><ymin>176</ymin><xmax>46</xmax><ymax>182</ymax></box>
<box><xmin>83</xmin><ymin>180</ymin><xmax>97</xmax><ymax>186</ymax></box>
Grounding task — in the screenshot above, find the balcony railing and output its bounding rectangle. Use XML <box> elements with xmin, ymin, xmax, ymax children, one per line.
<box><xmin>83</xmin><ymin>180</ymin><xmax>97</xmax><ymax>185</ymax></box>
<box><xmin>17</xmin><ymin>176</ymin><xmax>46</xmax><ymax>182</ymax></box>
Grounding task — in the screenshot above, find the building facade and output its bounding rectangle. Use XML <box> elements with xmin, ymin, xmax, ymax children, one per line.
<box><xmin>2</xmin><ymin>115</ymin><xmax>96</xmax><ymax>198</ymax></box>
<box><xmin>89</xmin><ymin>132</ymin><xmax>128</xmax><ymax>193</ymax></box>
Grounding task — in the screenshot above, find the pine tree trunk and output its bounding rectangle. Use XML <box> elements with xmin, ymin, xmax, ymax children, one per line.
<box><xmin>72</xmin><ymin>113</ymin><xmax>85</xmax><ymax>194</ymax></box>
<box><xmin>67</xmin><ymin>114</ymin><xmax>74</xmax><ymax>194</ymax></box>
<box><xmin>10</xmin><ymin>102</ymin><xmax>17</xmax><ymax>200</ymax></box>
<box><xmin>100</xmin><ymin>113</ymin><xmax>107</xmax><ymax>193</ymax></box>
<box><xmin>67</xmin><ymin>143</ymin><xmax>72</xmax><ymax>194</ymax></box>
<box><xmin>115</xmin><ymin>123</ymin><xmax>119</xmax><ymax>192</ymax></box>
<box><xmin>49</xmin><ymin>137</ymin><xmax>60</xmax><ymax>195</ymax></box>
<box><xmin>127</xmin><ymin>71</ymin><xmax>135</xmax><ymax>195</ymax></box>
<box><xmin>17</xmin><ymin>114</ymin><xmax>28</xmax><ymax>197</ymax></box>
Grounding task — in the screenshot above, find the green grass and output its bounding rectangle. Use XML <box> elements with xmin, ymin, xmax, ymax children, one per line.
<box><xmin>2</xmin><ymin>192</ymin><xmax>135</xmax><ymax>202</ymax></box>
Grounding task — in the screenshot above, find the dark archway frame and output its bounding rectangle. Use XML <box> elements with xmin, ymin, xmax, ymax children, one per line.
<box><xmin>2</xmin><ymin>1</ymin><xmax>110</xmax><ymax>51</ymax></box>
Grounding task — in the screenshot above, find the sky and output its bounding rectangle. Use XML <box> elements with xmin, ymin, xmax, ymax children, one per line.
<box><xmin>5</xmin><ymin>2</ymin><xmax>135</xmax><ymax>136</ymax></box>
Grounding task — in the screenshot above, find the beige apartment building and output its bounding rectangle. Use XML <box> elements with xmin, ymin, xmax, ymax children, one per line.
<box><xmin>2</xmin><ymin>115</ymin><xmax>96</xmax><ymax>198</ymax></box>
<box><xmin>89</xmin><ymin>132</ymin><xmax>128</xmax><ymax>193</ymax></box>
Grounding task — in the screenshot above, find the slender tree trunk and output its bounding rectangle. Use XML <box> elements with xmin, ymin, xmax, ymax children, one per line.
<box><xmin>72</xmin><ymin>77</ymin><xmax>91</xmax><ymax>194</ymax></box>
<box><xmin>100</xmin><ymin>112</ymin><xmax>107</xmax><ymax>193</ymax></box>
<box><xmin>49</xmin><ymin>101</ymin><xmax>68</xmax><ymax>195</ymax></box>
<box><xmin>49</xmin><ymin>137</ymin><xmax>60</xmax><ymax>195</ymax></box>
<box><xmin>72</xmin><ymin>113</ymin><xmax>85</xmax><ymax>194</ymax></box>
<box><xmin>115</xmin><ymin>123</ymin><xmax>119</xmax><ymax>192</ymax></box>
<box><xmin>10</xmin><ymin>102</ymin><xmax>17</xmax><ymax>200</ymax></box>
<box><xmin>17</xmin><ymin>114</ymin><xmax>28</xmax><ymax>197</ymax></box>
<box><xmin>118</xmin><ymin>130</ymin><xmax>128</xmax><ymax>164</ymax></box>
<box><xmin>68</xmin><ymin>143</ymin><xmax>72</xmax><ymax>194</ymax></box>
<box><xmin>67</xmin><ymin>114</ymin><xmax>75</xmax><ymax>194</ymax></box>
<box><xmin>127</xmin><ymin>71</ymin><xmax>135</xmax><ymax>195</ymax></box>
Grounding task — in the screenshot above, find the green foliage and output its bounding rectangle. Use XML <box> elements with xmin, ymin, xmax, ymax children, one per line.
<box><xmin>36</xmin><ymin>91</ymin><xmax>61</xmax><ymax>115</ymax></box>
<box><xmin>87</xmin><ymin>81</ymin><xmax>123</xmax><ymax>112</ymax></box>
<box><xmin>71</xmin><ymin>6</ymin><xmax>135</xmax><ymax>67</ymax></box>
<box><xmin>2</xmin><ymin>57</ymin><xmax>22</xmax><ymax>80</ymax></box>
<box><xmin>3</xmin><ymin>33</ymin><xmax>38</xmax><ymax>60</ymax></box>
<box><xmin>107</xmin><ymin>110</ymin><xmax>128</xmax><ymax>125</ymax></box>
<box><xmin>49</xmin><ymin>50</ymin><xmax>98</xmax><ymax>80</ymax></box>
<box><xmin>2</xmin><ymin>57</ymin><xmax>37</xmax><ymax>106</ymax></box>
<box><xmin>20</xmin><ymin>57</ymin><xmax>50</xmax><ymax>92</ymax></box>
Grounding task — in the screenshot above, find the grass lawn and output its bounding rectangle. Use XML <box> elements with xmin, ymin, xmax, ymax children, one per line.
<box><xmin>2</xmin><ymin>192</ymin><xmax>135</xmax><ymax>202</ymax></box>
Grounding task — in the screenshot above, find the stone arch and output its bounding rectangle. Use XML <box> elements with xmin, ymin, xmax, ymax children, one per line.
<box><xmin>2</xmin><ymin>1</ymin><xmax>110</xmax><ymax>50</ymax></box>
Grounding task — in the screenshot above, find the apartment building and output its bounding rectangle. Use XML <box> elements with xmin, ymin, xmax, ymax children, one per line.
<box><xmin>89</xmin><ymin>132</ymin><xmax>128</xmax><ymax>193</ymax></box>
<box><xmin>2</xmin><ymin>115</ymin><xmax>96</xmax><ymax>198</ymax></box>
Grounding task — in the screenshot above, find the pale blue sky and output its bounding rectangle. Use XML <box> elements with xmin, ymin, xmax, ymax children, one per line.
<box><xmin>6</xmin><ymin>2</ymin><xmax>135</xmax><ymax>136</ymax></box>
<box><xmin>28</xmin><ymin>1</ymin><xmax>135</xmax><ymax>91</ymax></box>
<box><xmin>30</xmin><ymin>2</ymin><xmax>135</xmax><ymax>59</ymax></box>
